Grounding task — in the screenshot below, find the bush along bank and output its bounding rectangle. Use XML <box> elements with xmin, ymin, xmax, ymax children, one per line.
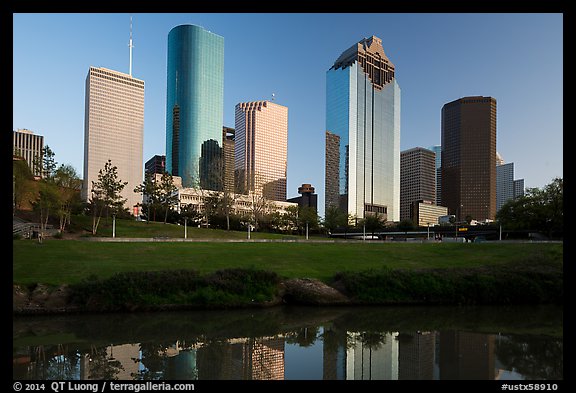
<box><xmin>67</xmin><ymin>268</ymin><xmax>282</xmax><ymax>312</ymax></box>
<box><xmin>332</xmin><ymin>263</ymin><xmax>563</xmax><ymax>305</ymax></box>
<box><xmin>13</xmin><ymin>263</ymin><xmax>562</xmax><ymax>314</ymax></box>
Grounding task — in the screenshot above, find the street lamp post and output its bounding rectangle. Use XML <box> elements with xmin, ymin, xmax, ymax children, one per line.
<box><xmin>427</xmin><ymin>222</ymin><xmax>430</xmax><ymax>240</ymax></box>
<box><xmin>184</xmin><ymin>217</ymin><xmax>187</xmax><ymax>239</ymax></box>
<box><xmin>112</xmin><ymin>213</ymin><xmax>116</xmax><ymax>238</ymax></box>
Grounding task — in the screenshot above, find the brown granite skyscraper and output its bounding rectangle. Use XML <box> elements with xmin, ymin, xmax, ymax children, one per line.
<box><xmin>441</xmin><ymin>96</ymin><xmax>497</xmax><ymax>222</ymax></box>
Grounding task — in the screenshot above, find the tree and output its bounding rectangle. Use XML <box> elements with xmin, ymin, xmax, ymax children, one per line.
<box><xmin>32</xmin><ymin>181</ymin><xmax>60</xmax><ymax>243</ymax></box>
<box><xmin>90</xmin><ymin>160</ymin><xmax>128</xmax><ymax>235</ymax></box>
<box><xmin>53</xmin><ymin>164</ymin><xmax>83</xmax><ymax>232</ymax></box>
<box><xmin>297</xmin><ymin>206</ymin><xmax>320</xmax><ymax>236</ymax></box>
<box><xmin>33</xmin><ymin>145</ymin><xmax>57</xmax><ymax>179</ymax></box>
<box><xmin>157</xmin><ymin>171</ymin><xmax>179</xmax><ymax>224</ymax></box>
<box><xmin>322</xmin><ymin>206</ymin><xmax>347</xmax><ymax>234</ymax></box>
<box><xmin>134</xmin><ymin>173</ymin><xmax>160</xmax><ymax>223</ymax></box>
<box><xmin>360</xmin><ymin>212</ymin><xmax>386</xmax><ymax>238</ymax></box>
<box><xmin>496</xmin><ymin>177</ymin><xmax>563</xmax><ymax>238</ymax></box>
<box><xmin>13</xmin><ymin>158</ymin><xmax>35</xmax><ymax>211</ymax></box>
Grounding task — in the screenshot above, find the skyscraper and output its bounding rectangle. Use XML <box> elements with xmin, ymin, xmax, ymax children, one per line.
<box><xmin>82</xmin><ymin>66</ymin><xmax>145</xmax><ymax>213</ymax></box>
<box><xmin>325</xmin><ymin>35</ymin><xmax>400</xmax><ymax>221</ymax></box>
<box><xmin>234</xmin><ymin>100</ymin><xmax>288</xmax><ymax>201</ymax></box>
<box><xmin>496</xmin><ymin>162</ymin><xmax>514</xmax><ymax>213</ymax></box>
<box><xmin>441</xmin><ymin>96</ymin><xmax>496</xmax><ymax>222</ymax></box>
<box><xmin>429</xmin><ymin>145</ymin><xmax>442</xmax><ymax>205</ymax></box>
<box><xmin>166</xmin><ymin>24</ymin><xmax>224</xmax><ymax>189</ymax></box>
<box><xmin>13</xmin><ymin>128</ymin><xmax>44</xmax><ymax>178</ymax></box>
<box><xmin>222</xmin><ymin>126</ymin><xmax>235</xmax><ymax>193</ymax></box>
<box><xmin>400</xmin><ymin>147</ymin><xmax>436</xmax><ymax>222</ymax></box>
<box><xmin>325</xmin><ymin>131</ymin><xmax>341</xmax><ymax>211</ymax></box>
<box><xmin>496</xmin><ymin>161</ymin><xmax>525</xmax><ymax>213</ymax></box>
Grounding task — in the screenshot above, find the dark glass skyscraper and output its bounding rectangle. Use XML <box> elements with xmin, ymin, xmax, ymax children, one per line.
<box><xmin>325</xmin><ymin>36</ymin><xmax>400</xmax><ymax>221</ymax></box>
<box><xmin>166</xmin><ymin>24</ymin><xmax>224</xmax><ymax>189</ymax></box>
<box><xmin>441</xmin><ymin>96</ymin><xmax>497</xmax><ymax>222</ymax></box>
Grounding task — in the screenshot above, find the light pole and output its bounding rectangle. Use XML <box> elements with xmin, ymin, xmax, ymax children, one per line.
<box><xmin>455</xmin><ymin>204</ymin><xmax>463</xmax><ymax>239</ymax></box>
<box><xmin>112</xmin><ymin>213</ymin><xmax>116</xmax><ymax>238</ymax></box>
<box><xmin>427</xmin><ymin>222</ymin><xmax>430</xmax><ymax>240</ymax></box>
<box><xmin>184</xmin><ymin>217</ymin><xmax>187</xmax><ymax>239</ymax></box>
<box><xmin>306</xmin><ymin>221</ymin><xmax>309</xmax><ymax>240</ymax></box>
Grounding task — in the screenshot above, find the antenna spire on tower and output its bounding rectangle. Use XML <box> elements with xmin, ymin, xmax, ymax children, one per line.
<box><xmin>129</xmin><ymin>15</ymin><xmax>134</xmax><ymax>76</ymax></box>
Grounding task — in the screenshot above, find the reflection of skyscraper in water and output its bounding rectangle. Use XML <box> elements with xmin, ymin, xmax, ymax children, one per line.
<box><xmin>345</xmin><ymin>332</ymin><xmax>399</xmax><ymax>380</ymax></box>
<box><xmin>197</xmin><ymin>337</ymin><xmax>285</xmax><ymax>380</ymax></box>
<box><xmin>398</xmin><ymin>332</ymin><xmax>435</xmax><ymax>380</ymax></box>
<box><xmin>439</xmin><ymin>331</ymin><xmax>495</xmax><ymax>380</ymax></box>
<box><xmin>322</xmin><ymin>327</ymin><xmax>347</xmax><ymax>380</ymax></box>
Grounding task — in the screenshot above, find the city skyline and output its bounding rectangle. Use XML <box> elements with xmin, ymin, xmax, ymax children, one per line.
<box><xmin>12</xmin><ymin>13</ymin><xmax>563</xmax><ymax>216</ymax></box>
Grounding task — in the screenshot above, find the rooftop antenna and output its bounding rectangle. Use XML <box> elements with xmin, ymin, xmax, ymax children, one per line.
<box><xmin>128</xmin><ymin>16</ymin><xmax>133</xmax><ymax>76</ymax></box>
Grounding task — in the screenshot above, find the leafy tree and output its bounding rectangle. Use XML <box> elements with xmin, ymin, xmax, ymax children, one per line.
<box><xmin>297</xmin><ymin>206</ymin><xmax>320</xmax><ymax>236</ymax></box>
<box><xmin>360</xmin><ymin>212</ymin><xmax>386</xmax><ymax>238</ymax></box>
<box><xmin>178</xmin><ymin>204</ymin><xmax>203</xmax><ymax>227</ymax></box>
<box><xmin>90</xmin><ymin>160</ymin><xmax>128</xmax><ymax>235</ymax></box>
<box><xmin>53</xmin><ymin>164</ymin><xmax>83</xmax><ymax>232</ymax></box>
<box><xmin>134</xmin><ymin>173</ymin><xmax>161</xmax><ymax>223</ymax></box>
<box><xmin>32</xmin><ymin>181</ymin><xmax>60</xmax><ymax>242</ymax></box>
<box><xmin>284</xmin><ymin>205</ymin><xmax>300</xmax><ymax>234</ymax></box>
<box><xmin>322</xmin><ymin>206</ymin><xmax>348</xmax><ymax>234</ymax></box>
<box><xmin>13</xmin><ymin>158</ymin><xmax>35</xmax><ymax>211</ymax></box>
<box><xmin>396</xmin><ymin>219</ymin><xmax>415</xmax><ymax>231</ymax></box>
<box><xmin>157</xmin><ymin>171</ymin><xmax>179</xmax><ymax>224</ymax></box>
<box><xmin>32</xmin><ymin>145</ymin><xmax>57</xmax><ymax>179</ymax></box>
<box><xmin>496</xmin><ymin>177</ymin><xmax>563</xmax><ymax>238</ymax></box>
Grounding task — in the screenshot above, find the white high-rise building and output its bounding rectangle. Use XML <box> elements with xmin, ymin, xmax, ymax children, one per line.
<box><xmin>82</xmin><ymin>66</ymin><xmax>145</xmax><ymax>214</ymax></box>
<box><xmin>13</xmin><ymin>128</ymin><xmax>44</xmax><ymax>178</ymax></box>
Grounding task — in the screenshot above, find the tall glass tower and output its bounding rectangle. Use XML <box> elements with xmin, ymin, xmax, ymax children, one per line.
<box><xmin>166</xmin><ymin>24</ymin><xmax>224</xmax><ymax>189</ymax></box>
<box><xmin>325</xmin><ymin>36</ymin><xmax>400</xmax><ymax>221</ymax></box>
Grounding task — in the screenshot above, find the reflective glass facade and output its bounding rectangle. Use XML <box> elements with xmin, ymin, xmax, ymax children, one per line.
<box><xmin>325</xmin><ymin>36</ymin><xmax>400</xmax><ymax>221</ymax></box>
<box><xmin>166</xmin><ymin>25</ymin><xmax>224</xmax><ymax>189</ymax></box>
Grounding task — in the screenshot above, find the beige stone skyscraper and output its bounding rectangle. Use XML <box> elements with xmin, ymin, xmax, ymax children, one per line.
<box><xmin>235</xmin><ymin>100</ymin><xmax>288</xmax><ymax>201</ymax></box>
<box><xmin>82</xmin><ymin>66</ymin><xmax>145</xmax><ymax>214</ymax></box>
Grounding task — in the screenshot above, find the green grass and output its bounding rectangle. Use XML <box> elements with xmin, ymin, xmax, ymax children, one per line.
<box><xmin>67</xmin><ymin>214</ymin><xmax>300</xmax><ymax>240</ymax></box>
<box><xmin>13</xmin><ymin>239</ymin><xmax>563</xmax><ymax>286</ymax></box>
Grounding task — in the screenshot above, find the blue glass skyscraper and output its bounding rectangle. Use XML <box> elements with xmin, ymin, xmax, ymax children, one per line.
<box><xmin>166</xmin><ymin>24</ymin><xmax>224</xmax><ymax>189</ymax></box>
<box><xmin>325</xmin><ymin>36</ymin><xmax>400</xmax><ymax>221</ymax></box>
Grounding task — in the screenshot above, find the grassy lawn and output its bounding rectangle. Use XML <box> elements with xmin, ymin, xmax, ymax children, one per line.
<box><xmin>13</xmin><ymin>239</ymin><xmax>563</xmax><ymax>286</ymax></box>
<box><xmin>62</xmin><ymin>214</ymin><xmax>301</xmax><ymax>240</ymax></box>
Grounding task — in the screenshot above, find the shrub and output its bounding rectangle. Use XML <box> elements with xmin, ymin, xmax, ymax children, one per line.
<box><xmin>69</xmin><ymin>268</ymin><xmax>281</xmax><ymax>311</ymax></box>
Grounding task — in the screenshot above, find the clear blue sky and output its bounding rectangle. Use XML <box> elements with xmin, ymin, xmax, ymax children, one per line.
<box><xmin>13</xmin><ymin>13</ymin><xmax>563</xmax><ymax>216</ymax></box>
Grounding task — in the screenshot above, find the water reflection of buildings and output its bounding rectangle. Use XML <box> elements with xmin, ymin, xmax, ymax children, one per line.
<box><xmin>322</xmin><ymin>329</ymin><xmax>400</xmax><ymax>380</ymax></box>
<box><xmin>439</xmin><ymin>331</ymin><xmax>495</xmax><ymax>380</ymax></box>
<box><xmin>197</xmin><ymin>337</ymin><xmax>284</xmax><ymax>380</ymax></box>
<box><xmin>322</xmin><ymin>330</ymin><xmax>497</xmax><ymax>380</ymax></box>
<box><xmin>14</xmin><ymin>330</ymin><xmax>546</xmax><ymax>380</ymax></box>
<box><xmin>398</xmin><ymin>332</ymin><xmax>435</xmax><ymax>380</ymax></box>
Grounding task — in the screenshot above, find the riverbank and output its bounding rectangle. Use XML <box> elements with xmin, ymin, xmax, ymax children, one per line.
<box><xmin>13</xmin><ymin>259</ymin><xmax>563</xmax><ymax>314</ymax></box>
